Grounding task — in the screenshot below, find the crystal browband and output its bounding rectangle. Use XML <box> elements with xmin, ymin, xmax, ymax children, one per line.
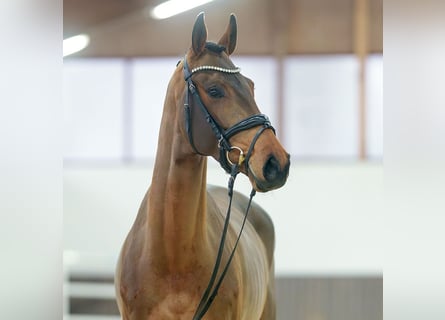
<box><xmin>191</xmin><ymin>65</ymin><xmax>241</xmax><ymax>75</ymax></box>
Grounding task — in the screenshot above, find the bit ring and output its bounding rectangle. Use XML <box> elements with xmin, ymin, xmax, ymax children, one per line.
<box><xmin>226</xmin><ymin>146</ymin><xmax>245</xmax><ymax>166</ymax></box>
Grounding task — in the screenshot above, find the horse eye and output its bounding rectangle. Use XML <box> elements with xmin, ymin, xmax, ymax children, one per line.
<box><xmin>207</xmin><ymin>86</ymin><xmax>224</xmax><ymax>98</ymax></box>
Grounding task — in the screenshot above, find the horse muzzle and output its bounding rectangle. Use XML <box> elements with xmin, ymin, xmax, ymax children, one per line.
<box><xmin>249</xmin><ymin>152</ymin><xmax>290</xmax><ymax>192</ymax></box>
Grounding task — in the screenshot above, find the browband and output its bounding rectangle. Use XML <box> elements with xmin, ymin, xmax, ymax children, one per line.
<box><xmin>190</xmin><ymin>65</ymin><xmax>241</xmax><ymax>75</ymax></box>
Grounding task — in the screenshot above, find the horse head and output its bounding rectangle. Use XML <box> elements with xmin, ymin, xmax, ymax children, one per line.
<box><xmin>178</xmin><ymin>12</ymin><xmax>290</xmax><ymax>192</ymax></box>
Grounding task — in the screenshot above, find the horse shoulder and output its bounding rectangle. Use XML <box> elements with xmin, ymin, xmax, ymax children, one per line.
<box><xmin>206</xmin><ymin>185</ymin><xmax>274</xmax><ymax>319</ymax></box>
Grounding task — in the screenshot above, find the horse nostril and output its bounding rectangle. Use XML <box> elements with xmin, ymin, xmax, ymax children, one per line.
<box><xmin>263</xmin><ymin>155</ymin><xmax>281</xmax><ymax>182</ymax></box>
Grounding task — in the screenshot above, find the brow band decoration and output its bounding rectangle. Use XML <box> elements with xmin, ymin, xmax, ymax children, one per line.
<box><xmin>191</xmin><ymin>65</ymin><xmax>241</xmax><ymax>75</ymax></box>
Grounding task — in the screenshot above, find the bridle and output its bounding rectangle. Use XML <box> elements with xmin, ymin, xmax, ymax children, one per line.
<box><xmin>182</xmin><ymin>56</ymin><xmax>275</xmax><ymax>174</ymax></box>
<box><xmin>182</xmin><ymin>55</ymin><xmax>275</xmax><ymax>319</ymax></box>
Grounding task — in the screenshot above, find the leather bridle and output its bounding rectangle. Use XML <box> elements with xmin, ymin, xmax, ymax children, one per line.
<box><xmin>182</xmin><ymin>56</ymin><xmax>275</xmax><ymax>173</ymax></box>
<box><xmin>182</xmin><ymin>55</ymin><xmax>275</xmax><ymax>319</ymax></box>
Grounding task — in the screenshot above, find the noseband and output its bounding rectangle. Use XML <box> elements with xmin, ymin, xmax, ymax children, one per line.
<box><xmin>182</xmin><ymin>55</ymin><xmax>275</xmax><ymax>319</ymax></box>
<box><xmin>182</xmin><ymin>56</ymin><xmax>275</xmax><ymax>173</ymax></box>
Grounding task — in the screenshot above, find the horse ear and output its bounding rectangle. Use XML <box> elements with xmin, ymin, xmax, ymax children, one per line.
<box><xmin>218</xmin><ymin>13</ymin><xmax>237</xmax><ymax>55</ymax></box>
<box><xmin>192</xmin><ymin>12</ymin><xmax>207</xmax><ymax>56</ymax></box>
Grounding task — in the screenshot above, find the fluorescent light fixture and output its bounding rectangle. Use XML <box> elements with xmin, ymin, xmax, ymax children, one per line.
<box><xmin>63</xmin><ymin>34</ymin><xmax>90</xmax><ymax>57</ymax></box>
<box><xmin>151</xmin><ymin>0</ymin><xmax>215</xmax><ymax>20</ymax></box>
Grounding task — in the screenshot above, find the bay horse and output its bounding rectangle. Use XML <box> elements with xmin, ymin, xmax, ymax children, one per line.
<box><xmin>115</xmin><ymin>13</ymin><xmax>290</xmax><ymax>320</ymax></box>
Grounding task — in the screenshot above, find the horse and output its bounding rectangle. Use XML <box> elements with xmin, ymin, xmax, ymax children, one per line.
<box><xmin>115</xmin><ymin>13</ymin><xmax>290</xmax><ymax>320</ymax></box>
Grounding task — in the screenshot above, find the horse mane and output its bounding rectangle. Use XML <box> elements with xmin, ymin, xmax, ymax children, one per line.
<box><xmin>205</xmin><ymin>42</ymin><xmax>226</xmax><ymax>54</ymax></box>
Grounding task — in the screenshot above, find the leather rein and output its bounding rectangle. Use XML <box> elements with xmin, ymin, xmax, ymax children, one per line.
<box><xmin>182</xmin><ymin>55</ymin><xmax>275</xmax><ymax>319</ymax></box>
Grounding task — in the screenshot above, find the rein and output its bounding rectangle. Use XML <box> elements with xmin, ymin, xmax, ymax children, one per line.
<box><xmin>193</xmin><ymin>164</ymin><xmax>256</xmax><ymax>320</ymax></box>
<box><xmin>182</xmin><ymin>55</ymin><xmax>274</xmax><ymax>319</ymax></box>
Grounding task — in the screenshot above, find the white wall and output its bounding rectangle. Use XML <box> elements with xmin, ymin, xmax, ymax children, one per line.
<box><xmin>64</xmin><ymin>162</ymin><xmax>382</xmax><ymax>276</ymax></box>
<box><xmin>63</xmin><ymin>55</ymin><xmax>383</xmax><ymax>163</ymax></box>
<box><xmin>283</xmin><ymin>56</ymin><xmax>359</xmax><ymax>158</ymax></box>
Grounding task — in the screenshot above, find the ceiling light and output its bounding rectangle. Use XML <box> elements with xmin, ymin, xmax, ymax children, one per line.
<box><xmin>63</xmin><ymin>34</ymin><xmax>90</xmax><ymax>57</ymax></box>
<box><xmin>151</xmin><ymin>0</ymin><xmax>215</xmax><ymax>20</ymax></box>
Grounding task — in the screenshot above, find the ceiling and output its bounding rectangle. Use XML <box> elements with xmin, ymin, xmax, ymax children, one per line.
<box><xmin>64</xmin><ymin>0</ymin><xmax>382</xmax><ymax>58</ymax></box>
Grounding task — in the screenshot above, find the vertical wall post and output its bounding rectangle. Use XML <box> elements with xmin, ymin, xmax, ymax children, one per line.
<box><xmin>269</xmin><ymin>0</ymin><xmax>289</xmax><ymax>145</ymax></box>
<box><xmin>354</xmin><ymin>0</ymin><xmax>369</xmax><ymax>160</ymax></box>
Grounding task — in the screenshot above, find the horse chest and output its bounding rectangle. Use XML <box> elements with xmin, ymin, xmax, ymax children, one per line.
<box><xmin>120</xmin><ymin>266</ymin><xmax>240</xmax><ymax>319</ymax></box>
<box><xmin>148</xmin><ymin>289</ymin><xmax>238</xmax><ymax>320</ymax></box>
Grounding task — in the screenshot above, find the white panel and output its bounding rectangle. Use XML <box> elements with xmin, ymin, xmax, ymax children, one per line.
<box><xmin>131</xmin><ymin>58</ymin><xmax>178</xmax><ymax>160</ymax></box>
<box><xmin>366</xmin><ymin>55</ymin><xmax>383</xmax><ymax>159</ymax></box>
<box><xmin>63</xmin><ymin>59</ymin><xmax>124</xmax><ymax>160</ymax></box>
<box><xmin>64</xmin><ymin>163</ymin><xmax>383</xmax><ymax>275</ymax></box>
<box><xmin>283</xmin><ymin>56</ymin><xmax>359</xmax><ymax>158</ymax></box>
<box><xmin>231</xmin><ymin>56</ymin><xmax>278</xmax><ymax>124</ymax></box>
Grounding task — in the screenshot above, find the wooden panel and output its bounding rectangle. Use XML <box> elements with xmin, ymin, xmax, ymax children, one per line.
<box><xmin>276</xmin><ymin>276</ymin><xmax>383</xmax><ymax>320</ymax></box>
<box><xmin>288</xmin><ymin>0</ymin><xmax>355</xmax><ymax>54</ymax></box>
<box><xmin>70</xmin><ymin>0</ymin><xmax>274</xmax><ymax>57</ymax></box>
<box><xmin>70</xmin><ymin>298</ymin><xmax>119</xmax><ymax>315</ymax></box>
<box><xmin>64</xmin><ymin>0</ymin><xmax>382</xmax><ymax>57</ymax></box>
<box><xmin>63</xmin><ymin>0</ymin><xmax>149</xmax><ymax>38</ymax></box>
<box><xmin>369</xmin><ymin>0</ymin><xmax>383</xmax><ymax>53</ymax></box>
<box><xmin>66</xmin><ymin>274</ymin><xmax>382</xmax><ymax>319</ymax></box>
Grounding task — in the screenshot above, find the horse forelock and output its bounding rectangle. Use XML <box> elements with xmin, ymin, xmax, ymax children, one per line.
<box><xmin>205</xmin><ymin>42</ymin><xmax>226</xmax><ymax>54</ymax></box>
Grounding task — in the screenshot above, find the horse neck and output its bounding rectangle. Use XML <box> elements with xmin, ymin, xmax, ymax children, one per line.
<box><xmin>147</xmin><ymin>77</ymin><xmax>209</xmax><ymax>271</ymax></box>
